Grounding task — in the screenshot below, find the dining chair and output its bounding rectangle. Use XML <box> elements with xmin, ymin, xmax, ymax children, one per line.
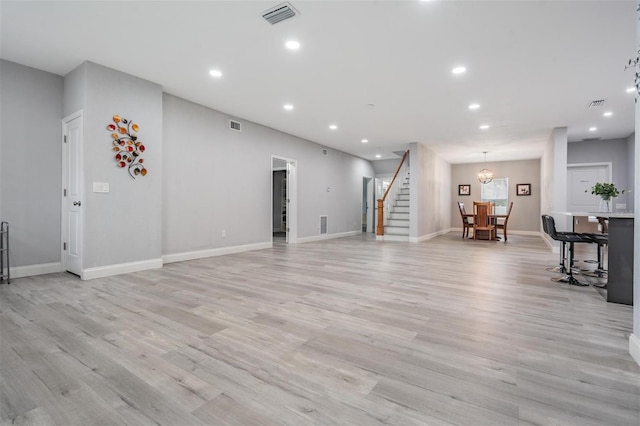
<box><xmin>495</xmin><ymin>201</ymin><xmax>514</xmax><ymax>241</ymax></box>
<box><xmin>457</xmin><ymin>202</ymin><xmax>473</xmax><ymax>238</ymax></box>
<box><xmin>473</xmin><ymin>201</ymin><xmax>495</xmax><ymax>240</ymax></box>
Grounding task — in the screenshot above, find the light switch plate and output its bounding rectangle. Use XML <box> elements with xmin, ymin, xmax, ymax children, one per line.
<box><xmin>93</xmin><ymin>182</ymin><xmax>110</xmax><ymax>193</ymax></box>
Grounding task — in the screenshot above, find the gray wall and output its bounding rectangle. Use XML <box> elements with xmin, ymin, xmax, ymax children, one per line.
<box><xmin>568</xmin><ymin>137</ymin><xmax>633</xmax><ymax>210</ymax></box>
<box><xmin>1</xmin><ymin>58</ymin><xmax>375</xmax><ymax>274</ymax></box>
<box><xmin>63</xmin><ymin>62</ymin><xmax>86</xmax><ymax>116</ymax></box>
<box><xmin>372</xmin><ymin>159</ymin><xmax>403</xmax><ymax>176</ymax></box>
<box><xmin>64</xmin><ymin>61</ymin><xmax>163</xmax><ymax>270</ymax></box>
<box><xmin>0</xmin><ymin>60</ymin><xmax>63</xmax><ymax>267</ymax></box>
<box><xmin>162</xmin><ymin>93</ymin><xmax>375</xmax><ymax>255</ymax></box>
<box><xmin>451</xmin><ymin>159</ymin><xmax>541</xmax><ymax>233</ymax></box>
<box><xmin>411</xmin><ymin>142</ymin><xmax>451</xmax><ymax>239</ymax></box>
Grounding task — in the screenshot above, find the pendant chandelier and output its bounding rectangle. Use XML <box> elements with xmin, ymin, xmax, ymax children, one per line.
<box><xmin>477</xmin><ymin>151</ymin><xmax>494</xmax><ymax>184</ymax></box>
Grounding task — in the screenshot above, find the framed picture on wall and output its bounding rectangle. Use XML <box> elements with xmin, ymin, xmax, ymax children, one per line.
<box><xmin>517</xmin><ymin>183</ymin><xmax>531</xmax><ymax>196</ymax></box>
<box><xmin>458</xmin><ymin>184</ymin><xmax>471</xmax><ymax>196</ymax></box>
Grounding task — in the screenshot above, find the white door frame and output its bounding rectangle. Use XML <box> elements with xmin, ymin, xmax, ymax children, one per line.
<box><xmin>567</xmin><ymin>162</ymin><xmax>612</xmax><ymax>200</ymax></box>
<box><xmin>61</xmin><ymin>111</ymin><xmax>84</xmax><ymax>277</ymax></box>
<box><xmin>271</xmin><ymin>155</ymin><xmax>298</xmax><ymax>244</ymax></box>
<box><xmin>567</xmin><ymin>162</ymin><xmax>612</xmax><ymax>178</ymax></box>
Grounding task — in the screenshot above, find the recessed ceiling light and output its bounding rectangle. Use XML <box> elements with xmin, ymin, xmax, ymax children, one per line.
<box><xmin>469</xmin><ymin>103</ymin><xmax>480</xmax><ymax>110</ymax></box>
<box><xmin>329</xmin><ymin>124</ymin><xmax>337</xmax><ymax>130</ymax></box>
<box><xmin>626</xmin><ymin>87</ymin><xmax>636</xmax><ymax>93</ymax></box>
<box><xmin>361</xmin><ymin>139</ymin><xmax>368</xmax><ymax>143</ymax></box>
<box><xmin>603</xmin><ymin>111</ymin><xmax>613</xmax><ymax>117</ymax></box>
<box><xmin>283</xmin><ymin>104</ymin><xmax>294</xmax><ymax>111</ymax></box>
<box><xmin>209</xmin><ymin>69</ymin><xmax>222</xmax><ymax>78</ymax></box>
<box><xmin>285</xmin><ymin>40</ymin><xmax>300</xmax><ymax>50</ymax></box>
<box><xmin>479</xmin><ymin>124</ymin><xmax>490</xmax><ymax>130</ymax></box>
<box><xmin>452</xmin><ymin>66</ymin><xmax>466</xmax><ymax>75</ymax></box>
<box><xmin>375</xmin><ymin>154</ymin><xmax>381</xmax><ymax>158</ymax></box>
<box><xmin>589</xmin><ymin>127</ymin><xmax>597</xmax><ymax>132</ymax></box>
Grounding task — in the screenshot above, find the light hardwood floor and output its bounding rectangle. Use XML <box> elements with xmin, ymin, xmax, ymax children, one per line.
<box><xmin>1</xmin><ymin>233</ymin><xmax>638</xmax><ymax>425</ymax></box>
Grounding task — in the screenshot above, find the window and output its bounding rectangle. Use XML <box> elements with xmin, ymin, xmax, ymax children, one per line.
<box><xmin>481</xmin><ymin>177</ymin><xmax>509</xmax><ymax>214</ymax></box>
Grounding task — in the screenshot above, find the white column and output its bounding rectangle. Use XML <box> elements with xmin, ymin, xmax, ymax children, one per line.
<box><xmin>630</xmin><ymin>1</ymin><xmax>640</xmax><ymax>366</ymax></box>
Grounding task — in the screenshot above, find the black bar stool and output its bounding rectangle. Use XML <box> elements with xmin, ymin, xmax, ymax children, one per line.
<box><xmin>542</xmin><ymin>214</ymin><xmax>567</xmax><ymax>274</ymax></box>
<box><xmin>541</xmin><ymin>215</ymin><xmax>593</xmax><ymax>286</ymax></box>
<box><xmin>584</xmin><ymin>233</ymin><xmax>608</xmax><ymax>281</ymax></box>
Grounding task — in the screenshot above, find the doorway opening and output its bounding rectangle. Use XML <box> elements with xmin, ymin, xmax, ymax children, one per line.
<box><xmin>362</xmin><ymin>177</ymin><xmax>373</xmax><ymax>232</ymax></box>
<box><xmin>271</xmin><ymin>156</ymin><xmax>297</xmax><ymax>244</ymax></box>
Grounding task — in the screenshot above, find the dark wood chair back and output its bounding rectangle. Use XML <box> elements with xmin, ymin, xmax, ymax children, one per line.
<box><xmin>473</xmin><ymin>202</ymin><xmax>492</xmax><ymax>227</ymax></box>
<box><xmin>473</xmin><ymin>201</ymin><xmax>495</xmax><ymax>240</ymax></box>
<box><xmin>458</xmin><ymin>202</ymin><xmax>473</xmax><ymax>238</ymax></box>
<box><xmin>458</xmin><ymin>202</ymin><xmax>469</xmax><ymax>223</ymax></box>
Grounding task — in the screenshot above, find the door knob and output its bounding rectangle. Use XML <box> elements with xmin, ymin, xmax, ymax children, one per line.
<box><xmin>73</xmin><ymin>201</ymin><xmax>81</xmax><ymax>206</ymax></box>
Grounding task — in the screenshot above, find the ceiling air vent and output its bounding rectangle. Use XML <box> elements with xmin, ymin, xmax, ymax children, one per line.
<box><xmin>321</xmin><ymin>148</ymin><xmax>329</xmax><ymax>156</ymax></box>
<box><xmin>229</xmin><ymin>119</ymin><xmax>241</xmax><ymax>132</ymax></box>
<box><xmin>588</xmin><ymin>99</ymin><xmax>605</xmax><ymax>108</ymax></box>
<box><xmin>262</xmin><ymin>2</ymin><xmax>299</xmax><ymax>25</ymax></box>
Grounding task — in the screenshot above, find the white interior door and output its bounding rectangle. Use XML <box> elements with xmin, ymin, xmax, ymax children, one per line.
<box><xmin>62</xmin><ymin>113</ymin><xmax>83</xmax><ymax>276</ymax></box>
<box><xmin>286</xmin><ymin>160</ymin><xmax>297</xmax><ymax>243</ymax></box>
<box><xmin>567</xmin><ymin>163</ymin><xmax>611</xmax><ymax>212</ymax></box>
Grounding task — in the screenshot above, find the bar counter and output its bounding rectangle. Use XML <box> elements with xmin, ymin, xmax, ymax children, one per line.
<box><xmin>553</xmin><ymin>212</ymin><xmax>634</xmax><ymax>305</ymax></box>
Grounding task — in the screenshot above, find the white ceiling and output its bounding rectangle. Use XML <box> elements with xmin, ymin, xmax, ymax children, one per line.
<box><xmin>1</xmin><ymin>0</ymin><xmax>637</xmax><ymax>164</ymax></box>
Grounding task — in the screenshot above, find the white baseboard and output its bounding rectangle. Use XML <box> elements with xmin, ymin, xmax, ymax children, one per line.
<box><xmin>450</xmin><ymin>228</ymin><xmax>545</xmax><ymax>239</ymax></box>
<box><xmin>376</xmin><ymin>234</ymin><xmax>409</xmax><ymax>242</ymax></box>
<box><xmin>410</xmin><ymin>228</ymin><xmax>450</xmax><ymax>243</ymax></box>
<box><xmin>541</xmin><ymin>234</ymin><xmax>558</xmax><ymax>252</ymax></box>
<box><xmin>630</xmin><ymin>334</ymin><xmax>640</xmax><ymax>366</ymax></box>
<box><xmin>162</xmin><ymin>242</ymin><xmax>272</xmax><ymax>264</ymax></box>
<box><xmin>509</xmin><ymin>230</ymin><xmax>544</xmax><ymax>237</ymax></box>
<box><xmin>10</xmin><ymin>262</ymin><xmax>62</xmax><ymax>279</ymax></box>
<box><xmin>82</xmin><ymin>258</ymin><xmax>163</xmax><ymax>280</ymax></box>
<box><xmin>297</xmin><ymin>230</ymin><xmax>361</xmax><ymax>244</ymax></box>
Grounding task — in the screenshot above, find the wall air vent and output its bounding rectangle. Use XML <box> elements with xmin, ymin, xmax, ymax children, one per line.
<box><xmin>588</xmin><ymin>99</ymin><xmax>605</xmax><ymax>108</ymax></box>
<box><xmin>321</xmin><ymin>148</ymin><xmax>329</xmax><ymax>156</ymax></box>
<box><xmin>320</xmin><ymin>215</ymin><xmax>328</xmax><ymax>235</ymax></box>
<box><xmin>229</xmin><ymin>119</ymin><xmax>242</xmax><ymax>132</ymax></box>
<box><xmin>262</xmin><ymin>2</ymin><xmax>299</xmax><ymax>25</ymax></box>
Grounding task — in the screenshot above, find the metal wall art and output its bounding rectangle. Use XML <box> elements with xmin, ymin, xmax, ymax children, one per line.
<box><xmin>625</xmin><ymin>48</ymin><xmax>640</xmax><ymax>102</ymax></box>
<box><xmin>106</xmin><ymin>115</ymin><xmax>147</xmax><ymax>179</ymax></box>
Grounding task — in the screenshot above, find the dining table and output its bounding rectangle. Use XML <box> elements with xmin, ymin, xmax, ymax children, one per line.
<box><xmin>462</xmin><ymin>212</ymin><xmax>508</xmax><ymax>240</ymax></box>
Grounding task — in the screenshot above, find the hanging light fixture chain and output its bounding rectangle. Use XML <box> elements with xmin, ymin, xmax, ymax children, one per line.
<box><xmin>477</xmin><ymin>151</ymin><xmax>494</xmax><ymax>184</ymax></box>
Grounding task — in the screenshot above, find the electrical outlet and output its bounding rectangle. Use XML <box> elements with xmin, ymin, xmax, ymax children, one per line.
<box><xmin>221</xmin><ymin>229</ymin><xmax>226</xmax><ymax>237</ymax></box>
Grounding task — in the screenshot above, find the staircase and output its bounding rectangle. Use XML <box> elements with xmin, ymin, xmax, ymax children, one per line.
<box><xmin>384</xmin><ymin>173</ymin><xmax>410</xmax><ymax>237</ymax></box>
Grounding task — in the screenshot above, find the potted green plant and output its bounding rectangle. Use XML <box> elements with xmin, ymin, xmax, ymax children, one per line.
<box><xmin>586</xmin><ymin>182</ymin><xmax>625</xmax><ymax>212</ymax></box>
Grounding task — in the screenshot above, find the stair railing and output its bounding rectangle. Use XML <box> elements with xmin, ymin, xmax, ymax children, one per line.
<box><xmin>377</xmin><ymin>150</ymin><xmax>409</xmax><ymax>236</ymax></box>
